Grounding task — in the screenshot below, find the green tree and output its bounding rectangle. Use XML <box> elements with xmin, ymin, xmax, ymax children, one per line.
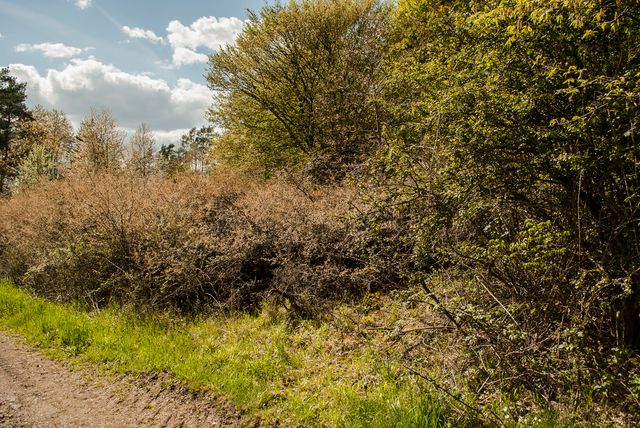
<box><xmin>0</xmin><ymin>67</ymin><xmax>31</xmax><ymax>192</ymax></box>
<box><xmin>208</xmin><ymin>0</ymin><xmax>391</xmax><ymax>181</ymax></box>
<box><xmin>11</xmin><ymin>145</ymin><xmax>55</xmax><ymax>191</ymax></box>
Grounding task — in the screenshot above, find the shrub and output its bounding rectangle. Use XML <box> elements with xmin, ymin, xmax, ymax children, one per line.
<box><xmin>0</xmin><ymin>171</ymin><xmax>376</xmax><ymax>315</ymax></box>
<box><xmin>357</xmin><ymin>0</ymin><xmax>640</xmax><ymax>417</ymax></box>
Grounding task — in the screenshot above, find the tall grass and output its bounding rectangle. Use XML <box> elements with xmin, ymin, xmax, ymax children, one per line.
<box><xmin>0</xmin><ymin>278</ymin><xmax>452</xmax><ymax>427</ymax></box>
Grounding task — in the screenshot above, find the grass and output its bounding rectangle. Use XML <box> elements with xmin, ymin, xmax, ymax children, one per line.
<box><xmin>0</xmin><ymin>278</ymin><xmax>453</xmax><ymax>427</ymax></box>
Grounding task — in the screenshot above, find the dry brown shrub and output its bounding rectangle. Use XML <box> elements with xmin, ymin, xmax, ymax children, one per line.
<box><xmin>0</xmin><ymin>171</ymin><xmax>375</xmax><ymax>314</ymax></box>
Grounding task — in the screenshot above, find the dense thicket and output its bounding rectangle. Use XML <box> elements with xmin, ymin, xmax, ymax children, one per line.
<box><xmin>0</xmin><ymin>173</ymin><xmax>377</xmax><ymax>317</ymax></box>
<box><xmin>361</xmin><ymin>0</ymin><xmax>640</xmax><ymax>408</ymax></box>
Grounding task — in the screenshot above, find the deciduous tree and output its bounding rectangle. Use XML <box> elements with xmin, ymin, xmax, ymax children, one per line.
<box><xmin>10</xmin><ymin>106</ymin><xmax>74</xmax><ymax>190</ymax></box>
<box><xmin>75</xmin><ymin>108</ymin><xmax>125</xmax><ymax>173</ymax></box>
<box><xmin>180</xmin><ymin>125</ymin><xmax>216</xmax><ymax>173</ymax></box>
<box><xmin>208</xmin><ymin>0</ymin><xmax>391</xmax><ymax>181</ymax></box>
<box><xmin>128</xmin><ymin>123</ymin><xmax>155</xmax><ymax>176</ymax></box>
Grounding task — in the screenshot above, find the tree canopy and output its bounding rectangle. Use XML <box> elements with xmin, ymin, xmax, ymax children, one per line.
<box><xmin>208</xmin><ymin>0</ymin><xmax>391</xmax><ymax>181</ymax></box>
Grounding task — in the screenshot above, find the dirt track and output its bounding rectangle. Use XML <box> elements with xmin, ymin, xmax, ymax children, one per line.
<box><xmin>0</xmin><ymin>332</ymin><xmax>242</xmax><ymax>427</ymax></box>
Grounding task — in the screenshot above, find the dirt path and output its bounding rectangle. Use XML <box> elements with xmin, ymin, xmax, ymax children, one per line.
<box><xmin>0</xmin><ymin>331</ymin><xmax>244</xmax><ymax>427</ymax></box>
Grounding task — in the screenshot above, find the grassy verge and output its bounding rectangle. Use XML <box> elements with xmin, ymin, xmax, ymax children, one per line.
<box><xmin>0</xmin><ymin>279</ymin><xmax>453</xmax><ymax>427</ymax></box>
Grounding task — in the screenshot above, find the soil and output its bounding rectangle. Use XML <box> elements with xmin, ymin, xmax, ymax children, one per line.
<box><xmin>0</xmin><ymin>331</ymin><xmax>245</xmax><ymax>427</ymax></box>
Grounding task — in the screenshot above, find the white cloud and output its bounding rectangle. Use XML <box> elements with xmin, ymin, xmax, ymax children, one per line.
<box><xmin>153</xmin><ymin>128</ymin><xmax>190</xmax><ymax>145</ymax></box>
<box><xmin>0</xmin><ymin>33</ymin><xmax>4</xmax><ymax>39</ymax></box>
<box><xmin>15</xmin><ymin>42</ymin><xmax>90</xmax><ymax>58</ymax></box>
<box><xmin>122</xmin><ymin>26</ymin><xmax>164</xmax><ymax>44</ymax></box>
<box><xmin>75</xmin><ymin>0</ymin><xmax>92</xmax><ymax>10</ymax></box>
<box><xmin>171</xmin><ymin>47</ymin><xmax>209</xmax><ymax>66</ymax></box>
<box><xmin>8</xmin><ymin>64</ymin><xmax>55</xmax><ymax>102</ymax></box>
<box><xmin>171</xmin><ymin>78</ymin><xmax>211</xmax><ymax>106</ymax></box>
<box><xmin>166</xmin><ymin>16</ymin><xmax>244</xmax><ymax>67</ymax></box>
<box><xmin>117</xmin><ymin>127</ymin><xmax>188</xmax><ymax>147</ymax></box>
<box><xmin>8</xmin><ymin>59</ymin><xmax>211</xmax><ymax>132</ymax></box>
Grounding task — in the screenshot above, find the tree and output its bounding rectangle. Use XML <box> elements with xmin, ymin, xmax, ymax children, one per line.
<box><xmin>75</xmin><ymin>108</ymin><xmax>125</xmax><ymax>173</ymax></box>
<box><xmin>12</xmin><ymin>106</ymin><xmax>75</xmax><ymax>170</ymax></box>
<box><xmin>11</xmin><ymin>145</ymin><xmax>55</xmax><ymax>191</ymax></box>
<box><xmin>9</xmin><ymin>106</ymin><xmax>74</xmax><ymax>189</ymax></box>
<box><xmin>128</xmin><ymin>123</ymin><xmax>155</xmax><ymax>176</ymax></box>
<box><xmin>180</xmin><ymin>125</ymin><xmax>216</xmax><ymax>173</ymax></box>
<box><xmin>157</xmin><ymin>143</ymin><xmax>185</xmax><ymax>177</ymax></box>
<box><xmin>0</xmin><ymin>67</ymin><xmax>31</xmax><ymax>192</ymax></box>
<box><xmin>208</xmin><ymin>0</ymin><xmax>391</xmax><ymax>181</ymax></box>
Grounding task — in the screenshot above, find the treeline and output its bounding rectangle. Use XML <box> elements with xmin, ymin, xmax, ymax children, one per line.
<box><xmin>1</xmin><ymin>0</ymin><xmax>640</xmax><ymax>423</ymax></box>
<box><xmin>0</xmin><ymin>72</ymin><xmax>215</xmax><ymax>192</ymax></box>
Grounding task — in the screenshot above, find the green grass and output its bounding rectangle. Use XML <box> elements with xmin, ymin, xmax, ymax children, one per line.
<box><xmin>0</xmin><ymin>279</ymin><xmax>453</xmax><ymax>427</ymax></box>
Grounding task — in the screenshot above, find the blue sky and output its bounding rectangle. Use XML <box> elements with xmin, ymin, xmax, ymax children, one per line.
<box><xmin>1</xmin><ymin>0</ymin><xmax>265</xmax><ymax>143</ymax></box>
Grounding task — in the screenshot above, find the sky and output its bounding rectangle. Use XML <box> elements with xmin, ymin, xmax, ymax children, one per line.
<box><xmin>0</xmin><ymin>0</ymin><xmax>265</xmax><ymax>144</ymax></box>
